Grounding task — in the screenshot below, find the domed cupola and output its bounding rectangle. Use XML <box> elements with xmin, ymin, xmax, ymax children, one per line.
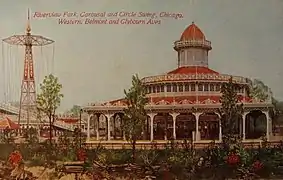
<box><xmin>174</xmin><ymin>22</ymin><xmax>212</xmax><ymax>68</ymax></box>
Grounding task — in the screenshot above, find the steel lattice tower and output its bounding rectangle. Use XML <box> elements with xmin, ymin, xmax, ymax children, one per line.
<box><xmin>3</xmin><ymin>10</ymin><xmax>54</xmax><ymax>127</ymax></box>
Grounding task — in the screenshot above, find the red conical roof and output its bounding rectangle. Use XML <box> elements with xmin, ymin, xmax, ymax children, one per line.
<box><xmin>180</xmin><ymin>22</ymin><xmax>205</xmax><ymax>41</ymax></box>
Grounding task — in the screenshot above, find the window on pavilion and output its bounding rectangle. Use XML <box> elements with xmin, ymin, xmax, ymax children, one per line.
<box><xmin>153</xmin><ymin>86</ymin><xmax>156</xmax><ymax>93</ymax></box>
<box><xmin>173</xmin><ymin>84</ymin><xmax>178</xmax><ymax>92</ymax></box>
<box><xmin>167</xmin><ymin>84</ymin><xmax>172</xmax><ymax>92</ymax></box>
<box><xmin>160</xmin><ymin>85</ymin><xmax>164</xmax><ymax>92</ymax></box>
<box><xmin>191</xmin><ymin>84</ymin><xmax>196</xmax><ymax>91</ymax></box>
<box><xmin>157</xmin><ymin>85</ymin><xmax>160</xmax><ymax>93</ymax></box>
<box><xmin>198</xmin><ymin>84</ymin><xmax>203</xmax><ymax>91</ymax></box>
<box><xmin>210</xmin><ymin>84</ymin><xmax>215</xmax><ymax>91</ymax></box>
<box><xmin>179</xmin><ymin>84</ymin><xmax>184</xmax><ymax>92</ymax></box>
<box><xmin>185</xmin><ymin>84</ymin><xmax>190</xmax><ymax>91</ymax></box>
<box><xmin>204</xmin><ymin>84</ymin><xmax>209</xmax><ymax>91</ymax></box>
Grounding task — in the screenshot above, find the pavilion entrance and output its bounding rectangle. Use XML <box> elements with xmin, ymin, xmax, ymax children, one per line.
<box><xmin>176</xmin><ymin>113</ymin><xmax>196</xmax><ymax>140</ymax></box>
<box><xmin>111</xmin><ymin>113</ymin><xmax>124</xmax><ymax>140</ymax></box>
<box><xmin>153</xmin><ymin>113</ymin><xmax>173</xmax><ymax>140</ymax></box>
<box><xmin>199</xmin><ymin>113</ymin><xmax>219</xmax><ymax>140</ymax></box>
<box><xmin>245</xmin><ymin>110</ymin><xmax>267</xmax><ymax>139</ymax></box>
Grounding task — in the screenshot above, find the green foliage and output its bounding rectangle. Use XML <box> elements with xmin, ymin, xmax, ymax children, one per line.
<box><xmin>96</xmin><ymin>149</ymin><xmax>131</xmax><ymax>165</ymax></box>
<box><xmin>0</xmin><ymin>141</ymin><xmax>280</xmax><ymax>179</ymax></box>
<box><xmin>19</xmin><ymin>127</ymin><xmax>41</xmax><ymax>160</ymax></box>
<box><xmin>138</xmin><ymin>149</ymin><xmax>159</xmax><ymax>167</ymax></box>
<box><xmin>250</xmin><ymin>79</ymin><xmax>270</xmax><ymax>101</ymax></box>
<box><xmin>57</xmin><ymin>131</ymin><xmax>75</xmax><ymax>161</ymax></box>
<box><xmin>68</xmin><ymin>105</ymin><xmax>81</xmax><ymax>116</ymax></box>
<box><xmin>56</xmin><ymin>129</ymin><xmax>87</xmax><ymax>161</ymax></box>
<box><xmin>37</xmin><ymin>74</ymin><xmax>63</xmax><ymax>119</ymax></box>
<box><xmin>58</xmin><ymin>131</ymin><xmax>72</xmax><ymax>146</ymax></box>
<box><xmin>36</xmin><ymin>74</ymin><xmax>63</xmax><ymax>152</ymax></box>
<box><xmin>218</xmin><ymin>77</ymin><xmax>243</xmax><ymax>142</ymax></box>
<box><xmin>122</xmin><ymin>74</ymin><xmax>148</xmax><ymax>161</ymax></box>
<box><xmin>201</xmin><ymin>141</ymin><xmax>283</xmax><ymax>179</ymax></box>
<box><xmin>72</xmin><ymin>128</ymin><xmax>85</xmax><ymax>151</ymax></box>
<box><xmin>271</xmin><ymin>100</ymin><xmax>283</xmax><ymax>126</ymax></box>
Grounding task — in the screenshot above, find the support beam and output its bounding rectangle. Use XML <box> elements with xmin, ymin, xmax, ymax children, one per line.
<box><xmin>105</xmin><ymin>114</ymin><xmax>113</xmax><ymax>141</ymax></box>
<box><xmin>170</xmin><ymin>113</ymin><xmax>179</xmax><ymax>140</ymax></box>
<box><xmin>96</xmin><ymin>114</ymin><xmax>100</xmax><ymax>140</ymax></box>
<box><xmin>194</xmin><ymin>112</ymin><xmax>201</xmax><ymax>141</ymax></box>
<box><xmin>215</xmin><ymin>112</ymin><xmax>222</xmax><ymax>142</ymax></box>
<box><xmin>87</xmin><ymin>114</ymin><xmax>93</xmax><ymax>141</ymax></box>
<box><xmin>148</xmin><ymin>113</ymin><xmax>157</xmax><ymax>141</ymax></box>
<box><xmin>242</xmin><ymin>112</ymin><xmax>249</xmax><ymax>141</ymax></box>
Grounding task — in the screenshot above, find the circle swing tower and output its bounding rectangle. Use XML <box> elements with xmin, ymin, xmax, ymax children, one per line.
<box><xmin>2</xmin><ymin>10</ymin><xmax>54</xmax><ymax>127</ymax></box>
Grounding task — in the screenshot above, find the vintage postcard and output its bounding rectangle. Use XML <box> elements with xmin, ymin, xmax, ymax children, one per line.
<box><xmin>0</xmin><ymin>0</ymin><xmax>282</xmax><ymax>179</ymax></box>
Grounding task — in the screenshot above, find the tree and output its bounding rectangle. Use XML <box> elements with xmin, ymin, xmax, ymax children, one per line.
<box><xmin>250</xmin><ymin>79</ymin><xmax>269</xmax><ymax>101</ymax></box>
<box><xmin>69</xmin><ymin>105</ymin><xmax>81</xmax><ymax>116</ymax></box>
<box><xmin>218</xmin><ymin>77</ymin><xmax>243</xmax><ymax>144</ymax></box>
<box><xmin>270</xmin><ymin>100</ymin><xmax>283</xmax><ymax>133</ymax></box>
<box><xmin>122</xmin><ymin>74</ymin><xmax>148</xmax><ymax>162</ymax></box>
<box><xmin>37</xmin><ymin>74</ymin><xmax>63</xmax><ymax>146</ymax></box>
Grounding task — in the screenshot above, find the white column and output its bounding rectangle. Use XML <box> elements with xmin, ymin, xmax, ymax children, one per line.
<box><xmin>96</xmin><ymin>114</ymin><xmax>100</xmax><ymax>140</ymax></box>
<box><xmin>123</xmin><ymin>132</ymin><xmax>126</xmax><ymax>140</ymax></box>
<box><xmin>105</xmin><ymin>114</ymin><xmax>113</xmax><ymax>141</ymax></box>
<box><xmin>170</xmin><ymin>113</ymin><xmax>178</xmax><ymax>140</ymax></box>
<box><xmin>195</xmin><ymin>112</ymin><xmax>201</xmax><ymax>141</ymax></box>
<box><xmin>263</xmin><ymin>111</ymin><xmax>270</xmax><ymax>141</ymax></box>
<box><xmin>87</xmin><ymin>114</ymin><xmax>92</xmax><ymax>141</ymax></box>
<box><xmin>148</xmin><ymin>113</ymin><xmax>157</xmax><ymax>141</ymax></box>
<box><xmin>215</xmin><ymin>113</ymin><xmax>222</xmax><ymax>142</ymax></box>
<box><xmin>164</xmin><ymin>84</ymin><xmax>167</xmax><ymax>95</ymax></box>
<box><xmin>242</xmin><ymin>112</ymin><xmax>248</xmax><ymax>141</ymax></box>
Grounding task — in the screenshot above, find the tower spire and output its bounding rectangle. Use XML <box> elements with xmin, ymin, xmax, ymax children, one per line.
<box><xmin>190</xmin><ymin>0</ymin><xmax>195</xmax><ymax>23</ymax></box>
<box><xmin>26</xmin><ymin>9</ymin><xmax>31</xmax><ymax>33</ymax></box>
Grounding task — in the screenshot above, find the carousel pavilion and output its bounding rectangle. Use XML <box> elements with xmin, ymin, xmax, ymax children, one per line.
<box><xmin>83</xmin><ymin>22</ymin><xmax>273</xmax><ymax>143</ymax></box>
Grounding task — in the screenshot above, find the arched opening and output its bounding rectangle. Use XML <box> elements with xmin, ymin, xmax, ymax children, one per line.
<box><xmin>111</xmin><ymin>113</ymin><xmax>124</xmax><ymax>140</ymax></box>
<box><xmin>221</xmin><ymin>113</ymin><xmax>242</xmax><ymax>136</ymax></box>
<box><xmin>99</xmin><ymin>114</ymin><xmax>108</xmax><ymax>140</ymax></box>
<box><xmin>246</xmin><ymin>110</ymin><xmax>267</xmax><ymax>139</ymax></box>
<box><xmin>176</xmin><ymin>113</ymin><xmax>196</xmax><ymax>140</ymax></box>
<box><xmin>199</xmin><ymin>112</ymin><xmax>219</xmax><ymax>140</ymax></box>
<box><xmin>89</xmin><ymin>114</ymin><xmax>98</xmax><ymax>140</ymax></box>
<box><xmin>153</xmin><ymin>113</ymin><xmax>173</xmax><ymax>140</ymax></box>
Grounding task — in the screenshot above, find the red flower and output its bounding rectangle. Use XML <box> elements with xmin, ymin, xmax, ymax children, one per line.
<box><xmin>252</xmin><ymin>160</ymin><xmax>263</xmax><ymax>171</ymax></box>
<box><xmin>8</xmin><ymin>151</ymin><xmax>22</xmax><ymax>166</ymax></box>
<box><xmin>77</xmin><ymin>148</ymin><xmax>86</xmax><ymax>161</ymax></box>
<box><xmin>227</xmin><ymin>153</ymin><xmax>240</xmax><ymax>165</ymax></box>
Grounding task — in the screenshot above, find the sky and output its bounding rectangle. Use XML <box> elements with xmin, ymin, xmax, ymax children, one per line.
<box><xmin>0</xmin><ymin>0</ymin><xmax>282</xmax><ymax>112</ymax></box>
